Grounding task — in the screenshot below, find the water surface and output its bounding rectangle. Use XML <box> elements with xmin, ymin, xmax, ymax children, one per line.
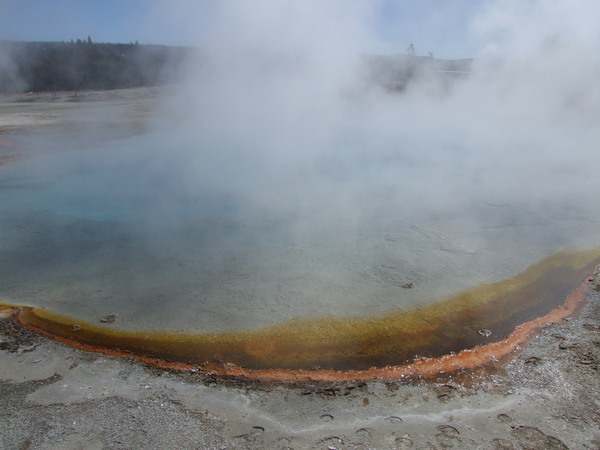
<box><xmin>1</xmin><ymin>133</ymin><xmax>599</xmax><ymax>337</ymax></box>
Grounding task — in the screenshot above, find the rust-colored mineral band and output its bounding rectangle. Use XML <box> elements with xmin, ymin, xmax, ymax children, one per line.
<box><xmin>7</xmin><ymin>259</ymin><xmax>598</xmax><ymax>384</ymax></box>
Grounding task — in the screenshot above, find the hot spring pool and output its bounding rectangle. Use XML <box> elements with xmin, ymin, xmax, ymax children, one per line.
<box><xmin>1</xmin><ymin>133</ymin><xmax>599</xmax><ymax>374</ymax></box>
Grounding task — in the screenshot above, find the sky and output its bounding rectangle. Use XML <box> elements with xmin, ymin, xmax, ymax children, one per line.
<box><xmin>0</xmin><ymin>0</ymin><xmax>483</xmax><ymax>59</ymax></box>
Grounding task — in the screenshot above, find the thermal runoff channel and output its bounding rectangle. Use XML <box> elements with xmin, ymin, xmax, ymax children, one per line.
<box><xmin>2</xmin><ymin>1</ymin><xmax>600</xmax><ymax>378</ymax></box>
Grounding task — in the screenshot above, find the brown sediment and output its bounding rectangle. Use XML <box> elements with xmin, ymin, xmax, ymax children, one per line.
<box><xmin>6</xmin><ymin>249</ymin><xmax>600</xmax><ymax>383</ymax></box>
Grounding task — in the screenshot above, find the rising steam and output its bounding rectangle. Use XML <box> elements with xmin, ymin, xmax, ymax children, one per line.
<box><xmin>1</xmin><ymin>1</ymin><xmax>600</xmax><ymax>332</ymax></box>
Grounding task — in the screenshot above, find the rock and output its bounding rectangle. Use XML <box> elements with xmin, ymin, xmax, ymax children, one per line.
<box><xmin>511</xmin><ymin>426</ymin><xmax>567</xmax><ymax>449</ymax></box>
<box><xmin>100</xmin><ymin>314</ymin><xmax>118</xmax><ymax>324</ymax></box>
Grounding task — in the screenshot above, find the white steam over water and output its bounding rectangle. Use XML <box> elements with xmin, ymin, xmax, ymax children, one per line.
<box><xmin>1</xmin><ymin>1</ymin><xmax>600</xmax><ymax>331</ymax></box>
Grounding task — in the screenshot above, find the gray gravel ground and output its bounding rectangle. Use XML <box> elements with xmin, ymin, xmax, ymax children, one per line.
<box><xmin>1</xmin><ymin>288</ymin><xmax>599</xmax><ymax>449</ymax></box>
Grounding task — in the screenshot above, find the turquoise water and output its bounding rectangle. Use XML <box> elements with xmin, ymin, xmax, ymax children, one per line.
<box><xmin>1</xmin><ymin>134</ymin><xmax>599</xmax><ymax>333</ymax></box>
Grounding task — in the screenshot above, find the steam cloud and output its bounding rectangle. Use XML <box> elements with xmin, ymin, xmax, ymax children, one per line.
<box><xmin>152</xmin><ymin>0</ymin><xmax>600</xmax><ymax>240</ymax></box>
<box><xmin>2</xmin><ymin>0</ymin><xmax>600</xmax><ymax>331</ymax></box>
<box><xmin>136</xmin><ymin>0</ymin><xmax>600</xmax><ymax>328</ymax></box>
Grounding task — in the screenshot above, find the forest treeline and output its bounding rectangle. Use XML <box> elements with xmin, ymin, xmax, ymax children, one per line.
<box><xmin>0</xmin><ymin>40</ymin><xmax>190</xmax><ymax>93</ymax></box>
<box><xmin>0</xmin><ymin>39</ymin><xmax>472</xmax><ymax>94</ymax></box>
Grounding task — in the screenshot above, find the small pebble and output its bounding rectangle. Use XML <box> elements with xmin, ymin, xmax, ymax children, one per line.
<box><xmin>100</xmin><ymin>314</ymin><xmax>118</xmax><ymax>323</ymax></box>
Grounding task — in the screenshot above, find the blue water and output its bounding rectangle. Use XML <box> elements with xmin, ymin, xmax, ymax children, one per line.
<box><xmin>0</xmin><ymin>144</ymin><xmax>233</xmax><ymax>223</ymax></box>
<box><xmin>1</xmin><ymin>135</ymin><xmax>599</xmax><ymax>333</ymax></box>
